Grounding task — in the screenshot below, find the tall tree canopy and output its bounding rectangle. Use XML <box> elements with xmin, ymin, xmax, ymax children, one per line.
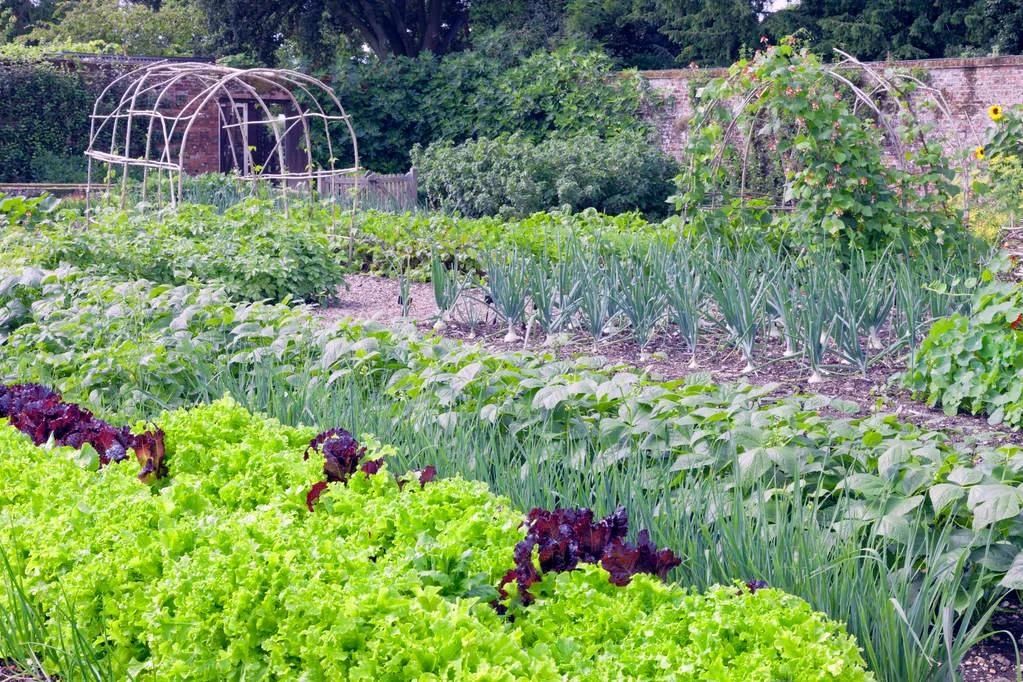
<box><xmin>5</xmin><ymin>0</ymin><xmax>1022</xmax><ymax>67</ymax></box>
<box><xmin>761</xmin><ymin>0</ymin><xmax>1003</xmax><ymax>60</ymax></box>
<box><xmin>198</xmin><ymin>0</ymin><xmax>473</xmax><ymax>65</ymax></box>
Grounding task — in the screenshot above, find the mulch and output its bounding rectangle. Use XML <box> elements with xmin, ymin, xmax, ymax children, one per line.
<box><xmin>0</xmin><ymin>663</ymin><xmax>38</xmax><ymax>682</ymax></box>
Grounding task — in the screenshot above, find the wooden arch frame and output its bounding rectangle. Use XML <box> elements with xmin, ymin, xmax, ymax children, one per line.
<box><xmin>84</xmin><ymin>61</ymin><xmax>360</xmax><ymax>215</ymax></box>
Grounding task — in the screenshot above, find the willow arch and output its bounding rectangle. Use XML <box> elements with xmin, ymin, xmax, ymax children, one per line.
<box><xmin>85</xmin><ymin>62</ymin><xmax>360</xmax><ymax>215</ymax></box>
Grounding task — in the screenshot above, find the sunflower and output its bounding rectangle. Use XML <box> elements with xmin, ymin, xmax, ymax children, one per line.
<box><xmin>974</xmin><ymin>146</ymin><xmax>986</xmax><ymax>160</ymax></box>
<box><xmin>988</xmin><ymin>104</ymin><xmax>1004</xmax><ymax>122</ymax></box>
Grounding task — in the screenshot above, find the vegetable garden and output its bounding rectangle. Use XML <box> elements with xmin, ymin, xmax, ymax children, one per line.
<box><xmin>2</xmin><ymin>42</ymin><xmax>1023</xmax><ymax>681</ymax></box>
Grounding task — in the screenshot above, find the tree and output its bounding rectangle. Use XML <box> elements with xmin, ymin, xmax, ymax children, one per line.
<box><xmin>18</xmin><ymin>0</ymin><xmax>209</xmax><ymax>56</ymax></box>
<box><xmin>199</xmin><ymin>0</ymin><xmax>472</xmax><ymax>65</ymax></box>
<box><xmin>644</xmin><ymin>0</ymin><xmax>766</xmax><ymax>66</ymax></box>
<box><xmin>564</xmin><ymin>0</ymin><xmax>678</xmax><ymax>69</ymax></box>
<box><xmin>761</xmin><ymin>0</ymin><xmax>993</xmax><ymax>61</ymax></box>
<box><xmin>1</xmin><ymin>1</ymin><xmax>59</xmax><ymax>43</ymax></box>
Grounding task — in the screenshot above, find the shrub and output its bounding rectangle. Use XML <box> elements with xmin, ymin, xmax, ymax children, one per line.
<box><xmin>413</xmin><ymin>132</ymin><xmax>677</xmax><ymax>218</ymax></box>
<box><xmin>905</xmin><ymin>272</ymin><xmax>1023</xmax><ymax>428</ymax></box>
<box><xmin>330</xmin><ymin>44</ymin><xmax>652</xmax><ymax>173</ymax></box>
<box><xmin>0</xmin><ymin>397</ymin><xmax>872</xmax><ymax>679</ymax></box>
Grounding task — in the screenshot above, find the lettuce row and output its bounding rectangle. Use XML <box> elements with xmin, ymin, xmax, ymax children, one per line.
<box><xmin>0</xmin><ymin>398</ymin><xmax>871</xmax><ymax>680</ymax></box>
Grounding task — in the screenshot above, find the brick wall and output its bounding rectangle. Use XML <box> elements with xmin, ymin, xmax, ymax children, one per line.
<box><xmin>640</xmin><ymin>55</ymin><xmax>1023</xmax><ymax>161</ymax></box>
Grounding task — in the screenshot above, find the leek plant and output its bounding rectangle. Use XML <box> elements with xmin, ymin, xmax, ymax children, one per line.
<box><xmin>483</xmin><ymin>250</ymin><xmax>531</xmax><ymax>342</ymax></box>
<box><xmin>762</xmin><ymin>250</ymin><xmax>800</xmax><ymax>358</ymax></box>
<box><xmin>707</xmin><ymin>246</ymin><xmax>768</xmax><ymax>373</ymax></box>
<box><xmin>847</xmin><ymin>249</ymin><xmax>896</xmax><ymax>350</ymax></box>
<box><xmin>527</xmin><ymin>256</ymin><xmax>580</xmax><ymax>343</ymax></box>
<box><xmin>664</xmin><ymin>242</ymin><xmax>704</xmax><ymax>367</ymax></box>
<box><xmin>574</xmin><ymin>251</ymin><xmax>615</xmax><ymax>347</ymax></box>
<box><xmin>430</xmin><ymin>251</ymin><xmax>464</xmax><ymax>331</ymax></box>
<box><xmin>610</xmin><ymin>245</ymin><xmax>668</xmax><ymax>351</ymax></box>
<box><xmin>795</xmin><ymin>259</ymin><xmax>834</xmax><ymax>383</ymax></box>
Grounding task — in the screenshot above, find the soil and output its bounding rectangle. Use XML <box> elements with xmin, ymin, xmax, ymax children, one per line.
<box><xmin>961</xmin><ymin>595</ymin><xmax>1023</xmax><ymax>682</ymax></box>
<box><xmin>0</xmin><ymin>663</ymin><xmax>36</xmax><ymax>682</ymax></box>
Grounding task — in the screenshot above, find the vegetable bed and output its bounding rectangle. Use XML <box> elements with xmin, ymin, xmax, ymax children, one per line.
<box><xmin>0</xmin><ymin>393</ymin><xmax>870</xmax><ymax>680</ymax></box>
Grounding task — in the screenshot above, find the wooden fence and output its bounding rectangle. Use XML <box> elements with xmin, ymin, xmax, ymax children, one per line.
<box><xmin>0</xmin><ymin>183</ymin><xmax>98</xmax><ymax>198</ymax></box>
<box><xmin>317</xmin><ymin>169</ymin><xmax>418</xmax><ymax>211</ymax></box>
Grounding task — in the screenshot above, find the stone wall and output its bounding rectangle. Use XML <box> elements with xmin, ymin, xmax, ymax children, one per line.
<box><xmin>640</xmin><ymin>55</ymin><xmax>1023</xmax><ymax>161</ymax></box>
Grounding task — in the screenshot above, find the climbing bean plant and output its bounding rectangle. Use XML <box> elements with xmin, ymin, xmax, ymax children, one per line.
<box><xmin>673</xmin><ymin>41</ymin><xmax>964</xmax><ymax>253</ymax></box>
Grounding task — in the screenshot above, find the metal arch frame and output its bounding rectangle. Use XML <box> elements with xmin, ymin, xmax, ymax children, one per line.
<box><xmin>85</xmin><ymin>62</ymin><xmax>360</xmax><ymax>217</ymax></box>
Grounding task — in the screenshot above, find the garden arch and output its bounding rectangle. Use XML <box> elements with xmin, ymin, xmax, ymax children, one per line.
<box><xmin>682</xmin><ymin>50</ymin><xmax>977</xmax><ymax>213</ymax></box>
<box><xmin>84</xmin><ymin>62</ymin><xmax>360</xmax><ymax>214</ymax></box>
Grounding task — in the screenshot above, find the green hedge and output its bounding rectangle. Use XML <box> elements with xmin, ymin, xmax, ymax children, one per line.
<box><xmin>0</xmin><ymin>61</ymin><xmax>91</xmax><ymax>183</ymax></box>
<box><xmin>0</xmin><ymin>398</ymin><xmax>871</xmax><ymax>679</ymax></box>
<box><xmin>413</xmin><ymin>132</ymin><xmax>677</xmax><ymax>218</ymax></box>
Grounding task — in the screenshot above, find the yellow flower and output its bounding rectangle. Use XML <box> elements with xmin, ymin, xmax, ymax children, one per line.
<box><xmin>974</xmin><ymin>146</ymin><xmax>985</xmax><ymax>161</ymax></box>
<box><xmin>988</xmin><ymin>104</ymin><xmax>1004</xmax><ymax>122</ymax></box>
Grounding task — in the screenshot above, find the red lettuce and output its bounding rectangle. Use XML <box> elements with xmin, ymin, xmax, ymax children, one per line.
<box><xmin>304</xmin><ymin>429</ymin><xmax>440</xmax><ymax>512</ymax></box>
<box><xmin>0</xmin><ymin>384</ymin><xmax>165</xmax><ymax>481</ymax></box>
<box><xmin>304</xmin><ymin>428</ymin><xmax>367</xmax><ymax>483</ymax></box>
<box><xmin>498</xmin><ymin>507</ymin><xmax>680</xmax><ymax>605</ymax></box>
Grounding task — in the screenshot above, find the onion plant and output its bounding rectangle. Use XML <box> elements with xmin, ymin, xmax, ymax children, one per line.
<box><xmin>397</xmin><ymin>273</ymin><xmax>412</xmax><ymax>319</ymax></box>
<box><xmin>483</xmin><ymin>250</ymin><xmax>531</xmax><ymax>342</ymax></box>
<box><xmin>215</xmin><ymin>367</ymin><xmax>1009</xmax><ymax>682</ymax></box>
<box><xmin>763</xmin><ymin>250</ymin><xmax>800</xmax><ymax>358</ymax></box>
<box><xmin>573</xmin><ymin>250</ymin><xmax>615</xmax><ymax>347</ymax></box>
<box><xmin>528</xmin><ymin>256</ymin><xmax>580</xmax><ymax>343</ymax></box>
<box><xmin>795</xmin><ymin>256</ymin><xmax>835</xmax><ymax>383</ymax></box>
<box><xmin>430</xmin><ymin>250</ymin><xmax>464</xmax><ymax>331</ymax></box>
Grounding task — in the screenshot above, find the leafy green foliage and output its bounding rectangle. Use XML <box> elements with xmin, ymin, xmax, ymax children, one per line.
<box><xmin>674</xmin><ymin>43</ymin><xmax>964</xmax><ymax>253</ymax></box>
<box><xmin>513</xmin><ymin>568</ymin><xmax>869</xmax><ymax>681</ymax></box>
<box><xmin>351</xmin><ymin>208</ymin><xmax>661</xmax><ymax>279</ymax></box>
<box><xmin>0</xmin><ymin>269</ymin><xmax>316</xmax><ymax>415</ymax></box>
<box><xmin>0</xmin><ymin>398</ymin><xmax>871</xmax><ymax>679</ymax></box>
<box><xmin>18</xmin><ymin>0</ymin><xmax>208</xmax><ymax>57</ymax></box>
<box><xmin>4</xmin><ymin>199</ymin><xmax>344</xmax><ymax>302</ymax></box>
<box><xmin>762</xmin><ymin>0</ymin><xmax>1020</xmax><ymax>61</ymax></box>
<box><xmin>413</xmin><ymin>132</ymin><xmax>677</xmax><ymax>218</ymax></box>
<box><xmin>905</xmin><ymin>273</ymin><xmax>1023</xmax><ymax>428</ymax></box>
<box><xmin>330</xmin><ymin>45</ymin><xmax>652</xmax><ymax>173</ymax></box>
<box><xmin>0</xmin><ymin>61</ymin><xmax>91</xmax><ymax>183</ymax></box>
<box><xmin>972</xmin><ymin>103</ymin><xmax>1023</xmax><ymax>222</ymax></box>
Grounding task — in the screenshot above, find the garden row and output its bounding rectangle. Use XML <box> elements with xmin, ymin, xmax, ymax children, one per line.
<box><xmin>0</xmin><ymin>264</ymin><xmax>1017</xmax><ymax>679</ymax></box>
<box><xmin>0</xmin><ymin>193</ymin><xmax>993</xmax><ymax>380</ymax></box>
<box><xmin>0</xmin><ymin>390</ymin><xmax>871</xmax><ymax>680</ymax></box>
